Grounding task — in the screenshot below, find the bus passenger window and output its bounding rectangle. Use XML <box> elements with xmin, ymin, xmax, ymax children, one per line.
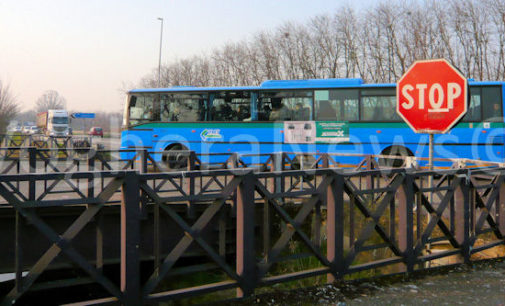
<box><xmin>258</xmin><ymin>104</ymin><xmax>271</xmax><ymax>121</ymax></box>
<box><xmin>236</xmin><ymin>104</ymin><xmax>250</xmax><ymax>121</ymax></box>
<box><xmin>211</xmin><ymin>102</ymin><xmax>234</xmax><ymax>121</ymax></box>
<box><xmin>316</xmin><ymin>100</ymin><xmax>336</xmax><ymax>120</ymax></box>
<box><xmin>162</xmin><ymin>93</ymin><xmax>207</xmax><ymax>122</ymax></box>
<box><xmin>315</xmin><ymin>89</ymin><xmax>358</xmax><ymax>121</ymax></box>
<box><xmin>269</xmin><ymin>98</ymin><xmax>291</xmax><ymax>121</ymax></box>
<box><xmin>259</xmin><ymin>91</ymin><xmax>312</xmax><ymax>121</ymax></box>
<box><xmin>361</xmin><ymin>96</ymin><xmax>399</xmax><ymax>121</ymax></box>
<box><xmin>211</xmin><ymin>92</ymin><xmax>251</xmax><ymax>121</ymax></box>
<box><xmin>482</xmin><ymin>86</ymin><xmax>502</xmax><ymax>122</ymax></box>
<box><xmin>160</xmin><ymin>94</ymin><xmax>171</xmax><ymax>121</ymax></box>
<box><xmin>360</xmin><ymin>88</ymin><xmax>399</xmax><ymax>122</ymax></box>
<box><xmin>463</xmin><ymin>88</ymin><xmax>482</xmax><ymax>122</ymax></box>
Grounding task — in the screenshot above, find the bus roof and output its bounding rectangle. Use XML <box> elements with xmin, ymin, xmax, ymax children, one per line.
<box><xmin>129</xmin><ymin>78</ymin><xmax>504</xmax><ymax>94</ymax></box>
<box><xmin>129</xmin><ymin>78</ymin><xmax>366</xmax><ymax>93</ymax></box>
<box><xmin>129</xmin><ymin>85</ymin><xmax>259</xmax><ymax>93</ymax></box>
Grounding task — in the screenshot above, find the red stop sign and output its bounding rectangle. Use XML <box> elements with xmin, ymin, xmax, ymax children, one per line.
<box><xmin>397</xmin><ymin>59</ymin><xmax>468</xmax><ymax>133</ymax></box>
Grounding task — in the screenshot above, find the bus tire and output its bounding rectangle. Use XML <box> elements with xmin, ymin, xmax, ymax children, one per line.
<box><xmin>162</xmin><ymin>143</ymin><xmax>189</xmax><ymax>170</ymax></box>
<box><xmin>378</xmin><ymin>145</ymin><xmax>413</xmax><ymax>168</ymax></box>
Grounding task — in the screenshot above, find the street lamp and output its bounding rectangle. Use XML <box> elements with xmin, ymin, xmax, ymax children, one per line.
<box><xmin>157</xmin><ymin>17</ymin><xmax>163</xmax><ymax>87</ymax></box>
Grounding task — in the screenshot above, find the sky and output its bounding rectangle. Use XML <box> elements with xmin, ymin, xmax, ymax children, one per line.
<box><xmin>0</xmin><ymin>0</ymin><xmax>376</xmax><ymax>113</ymax></box>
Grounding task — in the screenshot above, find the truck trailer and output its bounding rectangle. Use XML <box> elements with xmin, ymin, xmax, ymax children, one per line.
<box><xmin>36</xmin><ymin>110</ymin><xmax>70</xmax><ymax>137</ymax></box>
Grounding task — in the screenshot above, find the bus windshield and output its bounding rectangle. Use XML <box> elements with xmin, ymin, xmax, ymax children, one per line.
<box><xmin>52</xmin><ymin>117</ymin><xmax>68</xmax><ymax>124</ymax></box>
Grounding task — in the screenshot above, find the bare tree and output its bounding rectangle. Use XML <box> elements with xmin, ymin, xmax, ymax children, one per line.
<box><xmin>135</xmin><ymin>0</ymin><xmax>504</xmax><ymax>89</ymax></box>
<box><xmin>35</xmin><ymin>90</ymin><xmax>67</xmax><ymax>113</ymax></box>
<box><xmin>486</xmin><ymin>0</ymin><xmax>505</xmax><ymax>79</ymax></box>
<box><xmin>0</xmin><ymin>81</ymin><xmax>20</xmax><ymax>133</ymax></box>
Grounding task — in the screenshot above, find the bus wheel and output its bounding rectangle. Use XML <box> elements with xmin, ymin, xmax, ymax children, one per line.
<box><xmin>378</xmin><ymin>146</ymin><xmax>413</xmax><ymax>168</ymax></box>
<box><xmin>162</xmin><ymin>143</ymin><xmax>189</xmax><ymax>170</ymax></box>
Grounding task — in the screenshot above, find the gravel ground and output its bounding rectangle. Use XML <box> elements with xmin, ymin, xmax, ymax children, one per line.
<box><xmin>226</xmin><ymin>260</ymin><xmax>505</xmax><ymax>305</ymax></box>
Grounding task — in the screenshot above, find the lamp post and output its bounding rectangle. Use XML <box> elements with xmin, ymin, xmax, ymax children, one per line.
<box><xmin>157</xmin><ymin>17</ymin><xmax>163</xmax><ymax>87</ymax></box>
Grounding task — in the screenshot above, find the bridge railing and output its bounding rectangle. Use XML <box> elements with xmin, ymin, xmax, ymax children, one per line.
<box><xmin>0</xmin><ymin>146</ymin><xmax>502</xmax><ymax>175</ymax></box>
<box><xmin>0</xmin><ymin>165</ymin><xmax>505</xmax><ymax>304</ymax></box>
<box><xmin>0</xmin><ymin>147</ymin><xmax>500</xmax><ymax>208</ymax></box>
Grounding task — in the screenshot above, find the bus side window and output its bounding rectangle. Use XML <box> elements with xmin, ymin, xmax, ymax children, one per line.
<box><xmin>259</xmin><ymin>91</ymin><xmax>312</xmax><ymax>121</ymax></box>
<box><xmin>291</xmin><ymin>99</ymin><xmax>311</xmax><ymax>120</ymax></box>
<box><xmin>482</xmin><ymin>86</ymin><xmax>502</xmax><ymax>122</ymax></box>
<box><xmin>257</xmin><ymin>100</ymin><xmax>271</xmax><ymax>121</ymax></box>
<box><xmin>211</xmin><ymin>101</ymin><xmax>233</xmax><ymax>121</ymax></box>
<box><xmin>210</xmin><ymin>92</ymin><xmax>251</xmax><ymax>121</ymax></box>
<box><xmin>160</xmin><ymin>95</ymin><xmax>171</xmax><ymax>121</ymax></box>
<box><xmin>316</xmin><ymin>100</ymin><xmax>336</xmax><ymax>120</ymax></box>
<box><xmin>360</xmin><ymin>88</ymin><xmax>398</xmax><ymax>122</ymax></box>
<box><xmin>269</xmin><ymin>98</ymin><xmax>291</xmax><ymax>121</ymax></box>
<box><xmin>143</xmin><ymin>95</ymin><xmax>155</xmax><ymax>120</ymax></box>
<box><xmin>316</xmin><ymin>89</ymin><xmax>358</xmax><ymax>121</ymax></box>
<box><xmin>164</xmin><ymin>94</ymin><xmax>207</xmax><ymax>122</ymax></box>
<box><xmin>152</xmin><ymin>95</ymin><xmax>161</xmax><ymax>121</ymax></box>
<box><xmin>463</xmin><ymin>90</ymin><xmax>482</xmax><ymax>122</ymax></box>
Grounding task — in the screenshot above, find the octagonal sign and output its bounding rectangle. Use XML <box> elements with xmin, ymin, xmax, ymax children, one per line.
<box><xmin>396</xmin><ymin>59</ymin><xmax>468</xmax><ymax>134</ymax></box>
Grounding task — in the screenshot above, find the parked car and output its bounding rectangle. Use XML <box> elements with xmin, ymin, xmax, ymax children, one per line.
<box><xmin>8</xmin><ymin>125</ymin><xmax>21</xmax><ymax>133</ymax></box>
<box><xmin>28</xmin><ymin>126</ymin><xmax>41</xmax><ymax>135</ymax></box>
<box><xmin>88</xmin><ymin>127</ymin><xmax>103</xmax><ymax>138</ymax></box>
<box><xmin>22</xmin><ymin>126</ymin><xmax>31</xmax><ymax>134</ymax></box>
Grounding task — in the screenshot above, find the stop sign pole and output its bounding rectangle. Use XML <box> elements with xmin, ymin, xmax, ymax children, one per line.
<box><xmin>397</xmin><ymin>59</ymin><xmax>468</xmax><ymax>169</ymax></box>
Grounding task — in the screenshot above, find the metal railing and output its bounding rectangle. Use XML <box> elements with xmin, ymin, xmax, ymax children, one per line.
<box><xmin>0</xmin><ymin>163</ymin><xmax>504</xmax><ymax>304</ymax></box>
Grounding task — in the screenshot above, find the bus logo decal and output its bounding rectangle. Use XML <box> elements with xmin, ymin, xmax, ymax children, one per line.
<box><xmin>200</xmin><ymin>129</ymin><xmax>223</xmax><ymax>141</ymax></box>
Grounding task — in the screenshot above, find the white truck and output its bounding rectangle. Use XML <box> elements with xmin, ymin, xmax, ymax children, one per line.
<box><xmin>36</xmin><ymin>109</ymin><xmax>70</xmax><ymax>137</ymax></box>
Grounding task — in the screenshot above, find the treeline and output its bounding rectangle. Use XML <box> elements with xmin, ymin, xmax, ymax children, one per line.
<box><xmin>140</xmin><ymin>0</ymin><xmax>505</xmax><ymax>88</ymax></box>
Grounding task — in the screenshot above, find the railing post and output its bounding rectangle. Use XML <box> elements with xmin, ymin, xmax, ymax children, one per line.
<box><xmin>186</xmin><ymin>151</ymin><xmax>196</xmax><ymax>218</ymax></box>
<box><xmin>87</xmin><ymin>148</ymin><xmax>96</xmax><ymax>198</ymax></box>
<box><xmin>327</xmin><ymin>170</ymin><xmax>345</xmax><ymax>283</ymax></box>
<box><xmin>397</xmin><ymin>172</ymin><xmax>415</xmax><ymax>273</ymax></box>
<box><xmin>28</xmin><ymin>147</ymin><xmax>36</xmax><ymax>201</ymax></box>
<box><xmin>14</xmin><ymin>210</ymin><xmax>24</xmax><ymax>297</ymax></box>
<box><xmin>236</xmin><ymin>172</ymin><xmax>256</xmax><ymax>298</ymax></box>
<box><xmin>152</xmin><ymin>150</ymin><xmax>162</xmax><ymax>274</ymax></box>
<box><xmin>454</xmin><ymin>172</ymin><xmax>471</xmax><ymax>264</ymax></box>
<box><xmin>272</xmin><ymin>152</ymin><xmax>284</xmax><ymax>193</ymax></box>
<box><xmin>366</xmin><ymin>155</ymin><xmax>374</xmax><ymax>203</ymax></box>
<box><xmin>498</xmin><ymin>173</ymin><xmax>505</xmax><ymax>236</ymax></box>
<box><xmin>322</xmin><ymin>153</ymin><xmax>329</xmax><ymax>168</ymax></box>
<box><xmin>120</xmin><ymin>171</ymin><xmax>141</xmax><ymax>305</ymax></box>
<box><xmin>230</xmin><ymin>153</ymin><xmax>239</xmax><ymax>168</ymax></box>
<box><xmin>139</xmin><ymin>149</ymin><xmax>148</xmax><ymax>174</ymax></box>
<box><xmin>186</xmin><ymin>151</ymin><xmax>196</xmax><ymax>193</ymax></box>
<box><xmin>187</xmin><ymin>150</ymin><xmax>196</xmax><ymax>171</ymax></box>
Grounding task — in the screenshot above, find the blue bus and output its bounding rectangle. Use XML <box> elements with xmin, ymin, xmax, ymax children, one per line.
<box><xmin>121</xmin><ymin>78</ymin><xmax>505</xmax><ymax>168</ymax></box>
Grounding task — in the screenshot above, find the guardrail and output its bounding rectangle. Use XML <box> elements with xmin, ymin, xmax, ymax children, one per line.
<box><xmin>0</xmin><ymin>164</ymin><xmax>504</xmax><ymax>304</ymax></box>
<box><xmin>0</xmin><ymin>134</ymin><xmax>93</xmax><ymax>150</ymax></box>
